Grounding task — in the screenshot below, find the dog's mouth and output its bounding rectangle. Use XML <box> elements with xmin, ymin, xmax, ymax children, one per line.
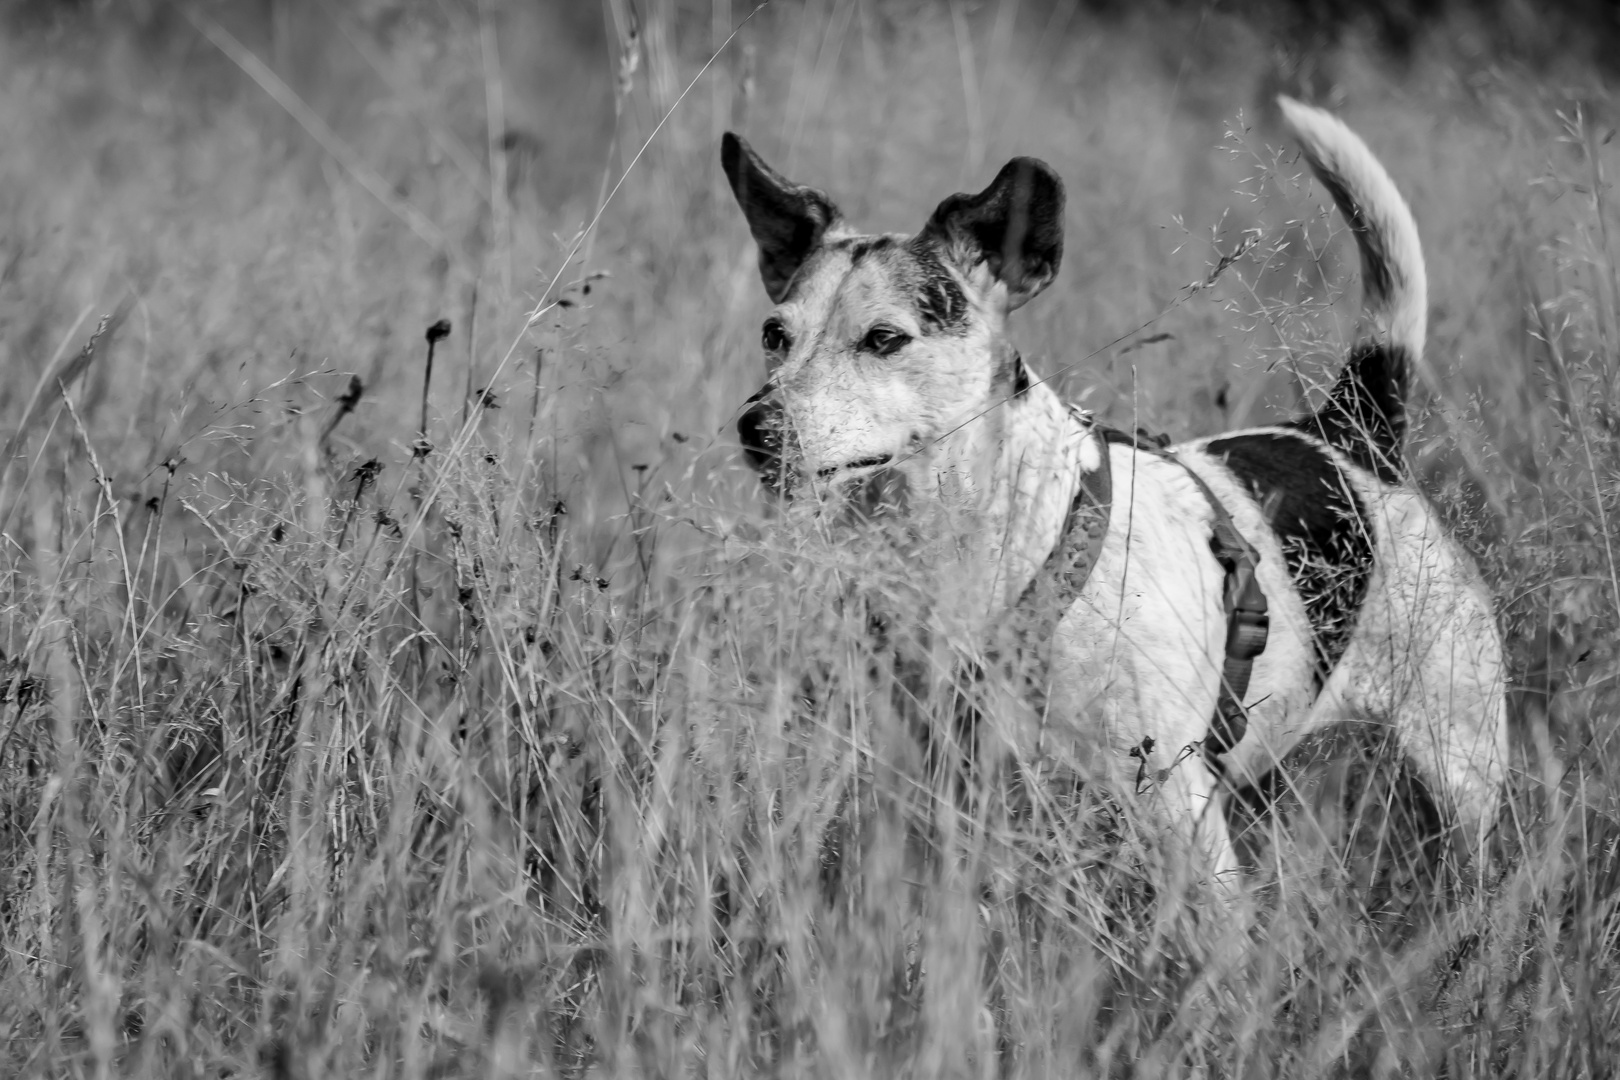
<box><xmin>816</xmin><ymin>454</ymin><xmax>894</xmax><ymax>480</ymax></box>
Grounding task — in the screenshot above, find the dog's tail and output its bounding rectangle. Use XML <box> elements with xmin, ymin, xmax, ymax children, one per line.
<box><xmin>1279</xmin><ymin>96</ymin><xmax>1427</xmax><ymax>481</ymax></box>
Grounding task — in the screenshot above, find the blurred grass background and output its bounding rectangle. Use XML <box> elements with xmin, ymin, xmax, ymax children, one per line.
<box><xmin>0</xmin><ymin>0</ymin><xmax>1617</xmax><ymax>1076</ymax></box>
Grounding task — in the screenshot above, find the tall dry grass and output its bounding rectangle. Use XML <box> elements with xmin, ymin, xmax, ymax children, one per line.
<box><xmin>0</xmin><ymin>2</ymin><xmax>1616</xmax><ymax>1076</ymax></box>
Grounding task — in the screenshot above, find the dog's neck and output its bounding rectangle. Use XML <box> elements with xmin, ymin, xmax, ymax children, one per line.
<box><xmin>922</xmin><ymin>371</ymin><xmax>1100</xmax><ymax>629</ymax></box>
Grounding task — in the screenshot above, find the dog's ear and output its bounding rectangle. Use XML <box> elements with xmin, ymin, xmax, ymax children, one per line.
<box><xmin>919</xmin><ymin>157</ymin><xmax>1064</xmax><ymax>311</ymax></box>
<box><xmin>722</xmin><ymin>133</ymin><xmax>842</xmax><ymax>303</ymax></box>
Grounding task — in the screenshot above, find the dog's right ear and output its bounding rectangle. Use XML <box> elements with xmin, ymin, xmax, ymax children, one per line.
<box><xmin>722</xmin><ymin>133</ymin><xmax>842</xmax><ymax>304</ymax></box>
<box><xmin>918</xmin><ymin>157</ymin><xmax>1065</xmax><ymax>311</ymax></box>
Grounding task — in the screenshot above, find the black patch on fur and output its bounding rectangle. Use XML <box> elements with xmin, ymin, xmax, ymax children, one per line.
<box><xmin>1291</xmin><ymin>343</ymin><xmax>1410</xmax><ymax>483</ymax></box>
<box><xmin>843</xmin><ymin>236</ymin><xmax>895</xmax><ymax>265</ymax></box>
<box><xmin>908</xmin><ymin>241</ymin><xmax>968</xmax><ymax>333</ymax></box>
<box><xmin>826</xmin><ymin>234</ymin><xmax>967</xmax><ymax>334</ymax></box>
<box><xmin>1205</xmin><ymin>430</ymin><xmax>1374</xmax><ymax>684</ymax></box>
<box><xmin>992</xmin><ymin>347</ymin><xmax>1031</xmax><ymax>397</ymax></box>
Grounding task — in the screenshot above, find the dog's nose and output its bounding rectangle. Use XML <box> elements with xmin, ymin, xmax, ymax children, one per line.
<box><xmin>738</xmin><ymin>393</ymin><xmax>789</xmax><ymax>490</ymax></box>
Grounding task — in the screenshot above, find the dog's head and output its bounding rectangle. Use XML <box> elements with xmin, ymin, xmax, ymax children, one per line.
<box><xmin>725</xmin><ymin>134</ymin><xmax>1064</xmax><ymax>502</ymax></box>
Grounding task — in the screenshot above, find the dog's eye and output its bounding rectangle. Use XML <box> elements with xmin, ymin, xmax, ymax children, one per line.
<box><xmin>762</xmin><ymin>319</ymin><xmax>790</xmax><ymax>353</ymax></box>
<box><xmin>860</xmin><ymin>326</ymin><xmax>911</xmax><ymax>357</ymax></box>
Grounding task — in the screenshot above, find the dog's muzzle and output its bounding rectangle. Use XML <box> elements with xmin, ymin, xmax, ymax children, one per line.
<box><xmin>738</xmin><ymin>389</ymin><xmax>793</xmax><ymax>493</ymax></box>
<box><xmin>738</xmin><ymin>388</ymin><xmax>904</xmax><ymax>512</ymax></box>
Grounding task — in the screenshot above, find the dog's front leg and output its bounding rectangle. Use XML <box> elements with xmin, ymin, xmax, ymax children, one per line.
<box><xmin>1037</xmin><ymin>618</ymin><xmax>1245</xmax><ymax>898</ymax></box>
<box><xmin>1095</xmin><ymin>662</ymin><xmax>1242</xmax><ymax>896</ymax></box>
<box><xmin>1126</xmin><ymin>733</ymin><xmax>1240</xmax><ymax>896</ymax></box>
<box><xmin>1046</xmin><ymin>474</ymin><xmax>1243</xmax><ymax>896</ymax></box>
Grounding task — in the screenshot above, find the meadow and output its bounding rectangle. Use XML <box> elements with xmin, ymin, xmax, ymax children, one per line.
<box><xmin>0</xmin><ymin>1</ymin><xmax>1617</xmax><ymax>1075</ymax></box>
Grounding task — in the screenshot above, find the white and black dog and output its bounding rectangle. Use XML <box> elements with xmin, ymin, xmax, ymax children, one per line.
<box><xmin>726</xmin><ymin>98</ymin><xmax>1506</xmax><ymax>888</ymax></box>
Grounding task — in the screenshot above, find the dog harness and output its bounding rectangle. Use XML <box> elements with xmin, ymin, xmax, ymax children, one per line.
<box><xmin>1015</xmin><ymin>419</ymin><xmax>1271</xmax><ymax>761</ymax></box>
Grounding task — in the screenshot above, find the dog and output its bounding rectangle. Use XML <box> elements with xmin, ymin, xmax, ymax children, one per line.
<box><xmin>724</xmin><ymin>98</ymin><xmax>1507</xmax><ymax>889</ymax></box>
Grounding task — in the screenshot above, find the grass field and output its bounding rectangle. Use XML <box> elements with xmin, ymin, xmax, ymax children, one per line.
<box><xmin>1</xmin><ymin>1</ymin><xmax>1618</xmax><ymax>1076</ymax></box>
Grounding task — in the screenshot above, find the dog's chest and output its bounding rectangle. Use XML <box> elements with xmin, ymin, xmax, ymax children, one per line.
<box><xmin>1031</xmin><ymin>453</ymin><xmax>1229</xmax><ymax>750</ymax></box>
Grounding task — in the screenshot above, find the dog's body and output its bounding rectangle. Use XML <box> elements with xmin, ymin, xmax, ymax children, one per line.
<box><xmin>726</xmin><ymin>99</ymin><xmax>1507</xmax><ymax>885</ymax></box>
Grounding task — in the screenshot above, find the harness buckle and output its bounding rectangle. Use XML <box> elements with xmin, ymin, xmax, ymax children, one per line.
<box><xmin>1225</xmin><ymin>565</ymin><xmax>1270</xmax><ymax>660</ymax></box>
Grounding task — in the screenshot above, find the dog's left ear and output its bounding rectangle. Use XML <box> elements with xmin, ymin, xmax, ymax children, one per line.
<box><xmin>721</xmin><ymin>133</ymin><xmax>843</xmax><ymax>304</ymax></box>
<box><xmin>919</xmin><ymin>157</ymin><xmax>1064</xmax><ymax>311</ymax></box>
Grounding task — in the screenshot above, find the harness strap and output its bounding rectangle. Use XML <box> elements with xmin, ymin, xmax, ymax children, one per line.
<box><xmin>1019</xmin><ymin>419</ymin><xmax>1270</xmax><ymax>761</ymax></box>
<box><xmin>1008</xmin><ymin>429</ymin><xmax>1112</xmax><ymax>700</ymax></box>
<box><xmin>1159</xmin><ymin>449</ymin><xmax>1270</xmax><ymax>757</ymax></box>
